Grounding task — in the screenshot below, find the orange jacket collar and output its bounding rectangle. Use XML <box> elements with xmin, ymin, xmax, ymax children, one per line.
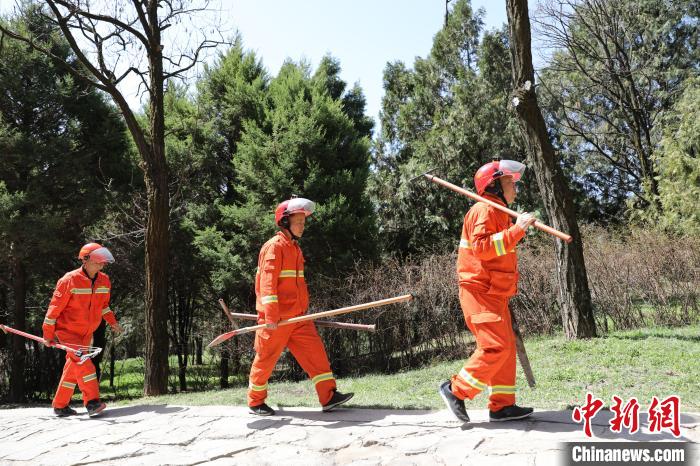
<box><xmin>481</xmin><ymin>192</ymin><xmax>507</xmax><ymax>207</ymax></box>
<box><xmin>276</xmin><ymin>230</ymin><xmax>296</xmax><ymax>245</ymax></box>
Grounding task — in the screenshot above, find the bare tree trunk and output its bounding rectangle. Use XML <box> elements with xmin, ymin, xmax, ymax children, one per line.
<box><xmin>219</xmin><ymin>347</ymin><xmax>230</xmax><ymax>389</ymax></box>
<box><xmin>506</xmin><ymin>0</ymin><xmax>596</xmax><ymax>338</ymax></box>
<box><xmin>109</xmin><ymin>336</ymin><xmax>116</xmax><ymax>388</ymax></box>
<box><xmin>143</xmin><ymin>173</ymin><xmax>170</xmax><ymax>396</ymax></box>
<box><xmin>9</xmin><ymin>255</ymin><xmax>26</xmax><ymax>402</ymax></box>
<box><xmin>142</xmin><ymin>4</ymin><xmax>170</xmax><ymax>395</ymax></box>
<box><xmin>177</xmin><ymin>350</ymin><xmax>187</xmax><ymax>392</ymax></box>
<box><xmin>195</xmin><ymin>337</ymin><xmax>203</xmax><ymax>365</ymax></box>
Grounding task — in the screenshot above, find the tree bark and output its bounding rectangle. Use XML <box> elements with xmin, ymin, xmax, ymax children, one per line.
<box><xmin>109</xmin><ymin>336</ymin><xmax>116</xmax><ymax>388</ymax></box>
<box><xmin>9</xmin><ymin>255</ymin><xmax>26</xmax><ymax>402</ymax></box>
<box><xmin>142</xmin><ymin>5</ymin><xmax>171</xmax><ymax>395</ymax></box>
<box><xmin>195</xmin><ymin>337</ymin><xmax>203</xmax><ymax>365</ymax></box>
<box><xmin>505</xmin><ymin>0</ymin><xmax>596</xmax><ymax>338</ymax></box>
<box><xmin>177</xmin><ymin>349</ymin><xmax>187</xmax><ymax>392</ymax></box>
<box><xmin>219</xmin><ymin>347</ymin><xmax>230</xmax><ymax>389</ymax></box>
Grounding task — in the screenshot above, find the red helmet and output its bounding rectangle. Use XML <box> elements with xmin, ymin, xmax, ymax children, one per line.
<box><xmin>473</xmin><ymin>160</ymin><xmax>526</xmax><ymax>195</ymax></box>
<box><xmin>274</xmin><ymin>197</ymin><xmax>315</xmax><ymax>226</ymax></box>
<box><xmin>78</xmin><ymin>243</ymin><xmax>115</xmax><ymax>264</ymax></box>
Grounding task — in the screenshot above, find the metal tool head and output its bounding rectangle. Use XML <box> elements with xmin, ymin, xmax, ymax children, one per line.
<box><xmin>408</xmin><ymin>168</ymin><xmax>438</xmax><ymax>184</ymax></box>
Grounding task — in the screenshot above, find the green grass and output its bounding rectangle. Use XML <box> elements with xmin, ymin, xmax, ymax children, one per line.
<box><xmin>98</xmin><ymin>325</ymin><xmax>700</xmax><ymax>411</ymax></box>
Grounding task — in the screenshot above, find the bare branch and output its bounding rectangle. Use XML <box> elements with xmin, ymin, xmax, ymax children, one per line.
<box><xmin>0</xmin><ymin>24</ymin><xmax>109</xmax><ymax>92</ymax></box>
<box><xmin>163</xmin><ymin>39</ymin><xmax>226</xmax><ymax>80</ymax></box>
<box><xmin>40</xmin><ymin>0</ymin><xmax>152</xmax><ymax>160</ymax></box>
<box><xmin>131</xmin><ymin>0</ymin><xmax>151</xmax><ymax>39</ymax></box>
<box><xmin>45</xmin><ymin>2</ymin><xmax>113</xmax><ymax>87</ymax></box>
<box><xmin>52</xmin><ymin>0</ymin><xmax>150</xmax><ymax>47</ymax></box>
<box><xmin>114</xmin><ymin>65</ymin><xmax>145</xmax><ymax>85</ymax></box>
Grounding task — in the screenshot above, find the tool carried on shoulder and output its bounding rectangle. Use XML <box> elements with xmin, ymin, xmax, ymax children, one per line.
<box><xmin>411</xmin><ymin>170</ymin><xmax>572</xmax><ymax>243</ymax></box>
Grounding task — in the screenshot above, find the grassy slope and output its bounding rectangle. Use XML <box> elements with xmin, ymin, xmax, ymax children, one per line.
<box><xmin>99</xmin><ymin>326</ymin><xmax>699</xmax><ymax>411</ymax></box>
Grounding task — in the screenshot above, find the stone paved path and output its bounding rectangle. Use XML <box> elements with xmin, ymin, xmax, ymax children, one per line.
<box><xmin>0</xmin><ymin>405</ymin><xmax>697</xmax><ymax>465</ymax></box>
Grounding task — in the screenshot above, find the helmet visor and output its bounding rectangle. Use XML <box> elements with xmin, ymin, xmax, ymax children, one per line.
<box><xmin>88</xmin><ymin>247</ymin><xmax>115</xmax><ymax>264</ymax></box>
<box><xmin>499</xmin><ymin>160</ymin><xmax>526</xmax><ymax>182</ymax></box>
<box><xmin>286</xmin><ymin>198</ymin><xmax>315</xmax><ymax>217</ymax></box>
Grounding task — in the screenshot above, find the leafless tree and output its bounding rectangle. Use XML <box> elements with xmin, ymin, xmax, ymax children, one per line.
<box><xmin>0</xmin><ymin>0</ymin><xmax>227</xmax><ymax>394</ymax></box>
<box><xmin>531</xmin><ymin>0</ymin><xmax>696</xmax><ymax>207</ymax></box>
<box><xmin>506</xmin><ymin>0</ymin><xmax>596</xmax><ymax>338</ymax></box>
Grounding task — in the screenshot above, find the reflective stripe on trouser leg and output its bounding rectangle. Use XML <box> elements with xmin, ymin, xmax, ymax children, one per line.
<box><xmin>450</xmin><ymin>287</ymin><xmax>514</xmax><ymax>403</ymax></box>
<box><xmin>52</xmin><ymin>356</ymin><xmax>77</xmax><ymax>408</ymax></box>
<box><xmin>247</xmin><ymin>326</ymin><xmax>293</xmax><ymax>407</ymax></box>
<box><xmin>74</xmin><ymin>359</ymin><xmax>100</xmax><ymax>406</ymax></box>
<box><xmin>286</xmin><ymin>321</ymin><xmax>336</xmax><ymax>405</ymax></box>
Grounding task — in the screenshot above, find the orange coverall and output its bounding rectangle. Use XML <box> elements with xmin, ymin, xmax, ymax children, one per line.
<box><xmin>42</xmin><ymin>268</ymin><xmax>118</xmax><ymax>408</ymax></box>
<box><xmin>451</xmin><ymin>193</ymin><xmax>526</xmax><ymax>411</ymax></box>
<box><xmin>248</xmin><ymin>232</ymin><xmax>336</xmax><ymax>407</ymax></box>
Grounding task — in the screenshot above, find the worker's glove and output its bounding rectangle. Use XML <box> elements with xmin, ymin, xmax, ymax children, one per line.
<box><xmin>516</xmin><ymin>212</ymin><xmax>536</xmax><ymax>231</ymax></box>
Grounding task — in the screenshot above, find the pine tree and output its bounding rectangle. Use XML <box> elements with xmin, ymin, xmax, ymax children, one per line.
<box><xmin>0</xmin><ymin>8</ymin><xmax>130</xmax><ymax>401</ymax></box>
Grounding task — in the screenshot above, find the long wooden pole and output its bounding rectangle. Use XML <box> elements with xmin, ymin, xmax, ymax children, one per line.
<box><xmin>511</xmin><ymin>313</ymin><xmax>536</xmax><ymax>388</ymax></box>
<box><xmin>423</xmin><ymin>173</ymin><xmax>572</xmax><ymax>243</ymax></box>
<box><xmin>0</xmin><ymin>324</ymin><xmax>100</xmax><ymax>360</ymax></box>
<box><xmin>208</xmin><ymin>294</ymin><xmax>412</xmax><ymax>347</ymax></box>
<box><xmin>218</xmin><ymin>298</ymin><xmax>238</xmax><ymax>327</ymax></box>
<box><xmin>217</xmin><ymin>299</ymin><xmax>375</xmax><ymax>333</ymax></box>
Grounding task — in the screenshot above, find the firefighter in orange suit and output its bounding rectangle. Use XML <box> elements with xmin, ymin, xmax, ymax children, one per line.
<box><xmin>439</xmin><ymin>160</ymin><xmax>537</xmax><ymax>423</ymax></box>
<box><xmin>247</xmin><ymin>197</ymin><xmax>354</xmax><ymax>416</ymax></box>
<box><xmin>42</xmin><ymin>243</ymin><xmax>123</xmax><ymax>417</ymax></box>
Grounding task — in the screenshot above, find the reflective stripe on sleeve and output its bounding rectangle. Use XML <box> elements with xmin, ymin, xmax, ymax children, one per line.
<box><xmin>492</xmin><ymin>232</ymin><xmax>506</xmax><ymax>256</ymax></box>
<box><xmin>261</xmin><ymin>295</ymin><xmax>278</xmax><ymax>305</ymax></box>
<box><xmin>459</xmin><ymin>238</ymin><xmax>472</xmax><ymax>249</ymax></box>
<box><xmin>44</xmin><ymin>317</ymin><xmax>56</xmax><ymax>325</ymax></box>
